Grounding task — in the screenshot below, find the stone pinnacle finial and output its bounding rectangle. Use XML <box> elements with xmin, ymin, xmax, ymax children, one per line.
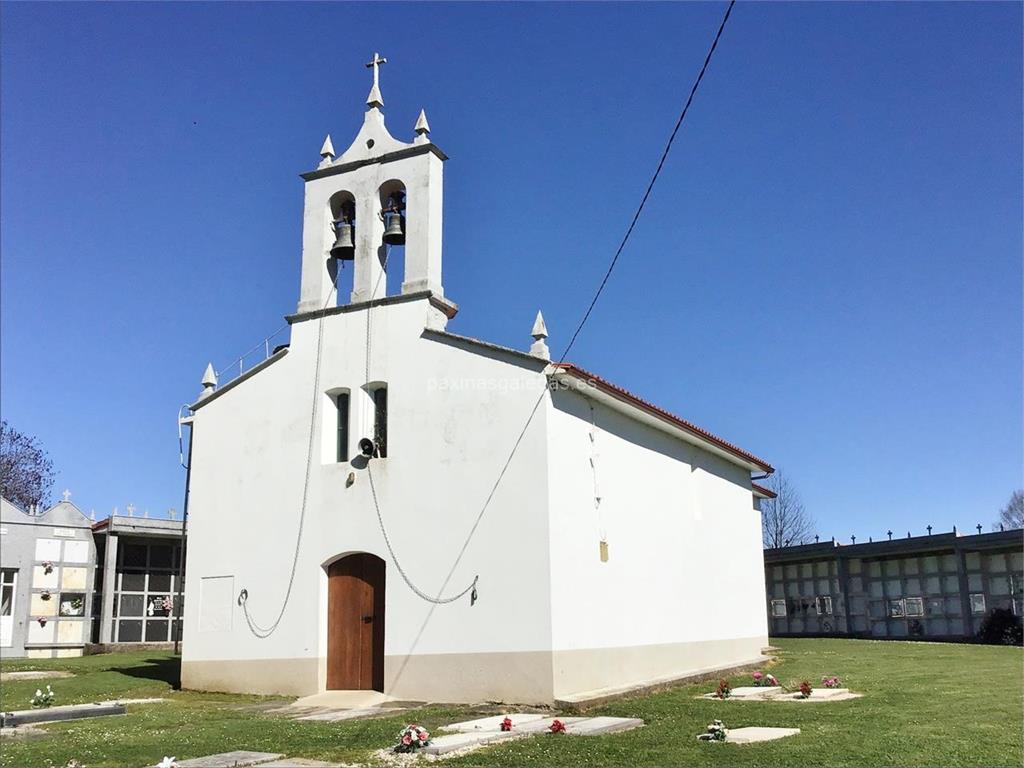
<box><xmin>199</xmin><ymin>363</ymin><xmax>218</xmax><ymax>400</ymax></box>
<box><xmin>365</xmin><ymin>52</ymin><xmax>387</xmax><ymax>109</ymax></box>
<box><xmin>414</xmin><ymin>109</ymin><xmax>430</xmax><ymax>134</ymax></box>
<box><xmin>413</xmin><ymin>109</ymin><xmax>431</xmax><ymax>145</ymax></box>
<box><xmin>320</xmin><ymin>134</ymin><xmax>335</xmax><ymax>160</ymax></box>
<box><xmin>530</xmin><ymin>310</ymin><xmax>550</xmax><ymax>360</ymax></box>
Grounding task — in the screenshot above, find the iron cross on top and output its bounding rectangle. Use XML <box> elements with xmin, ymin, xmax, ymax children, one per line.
<box><xmin>366</xmin><ymin>52</ymin><xmax>387</xmax><ymax>85</ymax></box>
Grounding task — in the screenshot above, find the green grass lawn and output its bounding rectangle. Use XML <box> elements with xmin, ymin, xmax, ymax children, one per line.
<box><xmin>1</xmin><ymin>639</ymin><xmax>1020</xmax><ymax>767</ymax></box>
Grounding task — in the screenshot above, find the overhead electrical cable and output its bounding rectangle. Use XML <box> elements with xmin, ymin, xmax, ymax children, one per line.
<box><xmin>412</xmin><ymin>0</ymin><xmax>739</xmax><ymax>605</ymax></box>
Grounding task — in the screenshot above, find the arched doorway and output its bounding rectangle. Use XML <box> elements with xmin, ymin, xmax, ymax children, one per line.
<box><xmin>327</xmin><ymin>553</ymin><xmax>385</xmax><ymax>690</ymax></box>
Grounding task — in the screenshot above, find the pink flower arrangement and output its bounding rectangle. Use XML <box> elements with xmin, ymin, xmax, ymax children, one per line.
<box><xmin>549</xmin><ymin>719</ymin><xmax>567</xmax><ymax>734</ymax></box>
<box><xmin>821</xmin><ymin>675</ymin><xmax>841</xmax><ymax>689</ymax></box>
<box><xmin>36</xmin><ymin>616</ymin><xmax>47</xmax><ymax>627</ymax></box>
<box><xmin>500</xmin><ymin>717</ymin><xmax>513</xmax><ymax>732</ymax></box>
<box><xmin>393</xmin><ymin>724</ymin><xmax>430</xmax><ymax>753</ymax></box>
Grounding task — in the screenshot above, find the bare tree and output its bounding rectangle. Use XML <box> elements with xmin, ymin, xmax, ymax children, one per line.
<box><xmin>0</xmin><ymin>420</ymin><xmax>56</xmax><ymax>511</ymax></box>
<box><xmin>993</xmin><ymin>490</ymin><xmax>1024</xmax><ymax>531</ymax></box>
<box><xmin>761</xmin><ymin>470</ymin><xmax>816</xmax><ymax>549</ymax></box>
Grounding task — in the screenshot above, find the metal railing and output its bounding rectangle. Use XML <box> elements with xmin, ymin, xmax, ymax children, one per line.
<box><xmin>215</xmin><ymin>325</ymin><xmax>289</xmax><ymax>387</ymax></box>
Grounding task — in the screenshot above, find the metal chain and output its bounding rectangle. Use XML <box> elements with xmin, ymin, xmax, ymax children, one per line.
<box><xmin>364</xmin><ymin>245</ymin><xmax>478</xmax><ymax>605</ymax></box>
<box><xmin>241</xmin><ymin>267</ymin><xmax>341</xmax><ymax>637</ymax></box>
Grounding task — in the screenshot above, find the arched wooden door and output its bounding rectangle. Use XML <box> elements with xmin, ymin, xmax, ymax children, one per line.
<box><xmin>327</xmin><ymin>554</ymin><xmax>385</xmax><ymax>690</ymax></box>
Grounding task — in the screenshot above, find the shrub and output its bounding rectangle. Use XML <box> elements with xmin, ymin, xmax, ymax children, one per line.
<box><xmin>977</xmin><ymin>608</ymin><xmax>1023</xmax><ymax>646</ymax></box>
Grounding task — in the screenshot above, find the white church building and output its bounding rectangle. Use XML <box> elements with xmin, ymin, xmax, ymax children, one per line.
<box><xmin>181</xmin><ymin>56</ymin><xmax>774</xmax><ymax>704</ymax></box>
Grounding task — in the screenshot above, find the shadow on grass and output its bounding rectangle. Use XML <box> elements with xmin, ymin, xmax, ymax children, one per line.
<box><xmin>111</xmin><ymin>656</ymin><xmax>182</xmax><ymax>690</ymax></box>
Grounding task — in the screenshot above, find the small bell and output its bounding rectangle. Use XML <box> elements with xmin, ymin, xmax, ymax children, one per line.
<box><xmin>382</xmin><ymin>210</ymin><xmax>405</xmax><ymax>246</ymax></box>
<box><xmin>330</xmin><ymin>217</ymin><xmax>355</xmax><ymax>260</ymax></box>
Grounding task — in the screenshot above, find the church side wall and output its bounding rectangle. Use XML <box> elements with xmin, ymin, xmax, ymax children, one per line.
<box><xmin>544</xmin><ymin>388</ymin><xmax>768</xmax><ymax>701</ymax></box>
<box><xmin>181</xmin><ymin>298</ymin><xmax>556</xmax><ymax>702</ymax></box>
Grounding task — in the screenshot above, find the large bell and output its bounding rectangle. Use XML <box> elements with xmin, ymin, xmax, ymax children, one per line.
<box><xmin>382</xmin><ymin>210</ymin><xmax>405</xmax><ymax>246</ymax></box>
<box><xmin>330</xmin><ymin>218</ymin><xmax>355</xmax><ymax>260</ymax></box>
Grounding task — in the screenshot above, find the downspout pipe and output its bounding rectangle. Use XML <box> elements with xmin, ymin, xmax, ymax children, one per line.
<box><xmin>173</xmin><ymin>410</ymin><xmax>194</xmax><ymax>656</ymax></box>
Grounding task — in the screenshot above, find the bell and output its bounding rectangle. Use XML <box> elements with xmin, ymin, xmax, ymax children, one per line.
<box><xmin>330</xmin><ymin>219</ymin><xmax>355</xmax><ymax>260</ymax></box>
<box><xmin>382</xmin><ymin>211</ymin><xmax>405</xmax><ymax>246</ymax></box>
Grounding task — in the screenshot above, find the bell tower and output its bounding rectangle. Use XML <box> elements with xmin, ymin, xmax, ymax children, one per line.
<box><xmin>296</xmin><ymin>54</ymin><xmax>446</xmax><ymax>314</ymax></box>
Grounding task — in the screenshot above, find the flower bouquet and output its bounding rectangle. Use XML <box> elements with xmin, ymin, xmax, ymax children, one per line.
<box><xmin>821</xmin><ymin>675</ymin><xmax>841</xmax><ymax>689</ymax></box>
<box><xmin>715</xmin><ymin>678</ymin><xmax>731</xmax><ymax>699</ymax></box>
<box><xmin>31</xmin><ymin>685</ymin><xmax>55</xmax><ymax>708</ymax></box>
<box><xmin>500</xmin><ymin>717</ymin><xmax>513</xmax><ymax>732</ymax></box>
<box><xmin>752</xmin><ymin>671</ymin><xmax>779</xmax><ymax>687</ymax></box>
<box><xmin>393</xmin><ymin>724</ymin><xmax>430</xmax><ymax>753</ymax></box>
<box><xmin>697</xmin><ymin>720</ymin><xmax>727</xmax><ymax>742</ymax></box>
<box><xmin>549</xmin><ymin>719</ymin><xmax>567</xmax><ymax>734</ymax></box>
<box><xmin>798</xmin><ymin>680</ymin><xmax>813</xmax><ymax>699</ymax></box>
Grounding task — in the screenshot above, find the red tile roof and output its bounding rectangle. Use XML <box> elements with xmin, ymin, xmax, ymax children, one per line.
<box><xmin>752</xmin><ymin>482</ymin><xmax>777</xmax><ymax>499</ymax></box>
<box><xmin>553</xmin><ymin>363</ymin><xmax>774</xmax><ymax>474</ymax></box>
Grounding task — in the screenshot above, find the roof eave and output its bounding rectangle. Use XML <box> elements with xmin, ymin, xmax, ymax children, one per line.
<box><xmin>550</xmin><ymin>365</ymin><xmax>773</xmax><ymax>475</ymax></box>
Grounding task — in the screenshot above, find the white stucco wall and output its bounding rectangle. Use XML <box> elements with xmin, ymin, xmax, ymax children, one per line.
<box><xmin>544</xmin><ymin>387</ymin><xmax>768</xmax><ymax>698</ymax></box>
<box><xmin>182</xmin><ymin>296</ymin><xmax>556</xmax><ymax>699</ymax></box>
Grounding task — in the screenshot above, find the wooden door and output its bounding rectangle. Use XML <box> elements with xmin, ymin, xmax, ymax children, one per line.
<box><xmin>327</xmin><ymin>554</ymin><xmax>385</xmax><ymax>690</ymax></box>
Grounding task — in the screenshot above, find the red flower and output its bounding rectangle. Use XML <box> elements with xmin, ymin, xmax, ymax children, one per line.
<box><xmin>401</xmin><ymin>734</ymin><xmax>412</xmax><ymax>746</ymax></box>
<box><xmin>500</xmin><ymin>717</ymin><xmax>513</xmax><ymax>732</ymax></box>
<box><xmin>549</xmin><ymin>719</ymin><xmax>566</xmax><ymax>733</ymax></box>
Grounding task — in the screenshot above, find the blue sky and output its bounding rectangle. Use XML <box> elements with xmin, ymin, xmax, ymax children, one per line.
<box><xmin>1</xmin><ymin>2</ymin><xmax>1020</xmax><ymax>539</ymax></box>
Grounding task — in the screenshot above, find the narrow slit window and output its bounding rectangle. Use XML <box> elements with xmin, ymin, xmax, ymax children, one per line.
<box><xmin>373</xmin><ymin>387</ymin><xmax>388</xmax><ymax>458</ymax></box>
<box><xmin>336</xmin><ymin>393</ymin><xmax>350</xmax><ymax>462</ymax></box>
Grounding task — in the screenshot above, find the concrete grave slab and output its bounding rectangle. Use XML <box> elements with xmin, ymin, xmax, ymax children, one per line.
<box><xmin>726</xmin><ymin>726</ymin><xmax>801</xmax><ymax>744</ymax></box>
<box><xmin>99</xmin><ymin>698</ymin><xmax>168</xmax><ymax>706</ymax></box>
<box><xmin>420</xmin><ymin>731</ymin><xmax>518</xmax><ymax>755</ymax></box>
<box><xmin>702</xmin><ymin>686</ymin><xmax>785</xmax><ymax>700</ymax></box>
<box><xmin>259</xmin><ymin>760</ymin><xmax>344</xmax><ymax>767</ymax></box>
<box><xmin>443</xmin><ymin>713</ymin><xmax>547</xmax><ymax>732</ymax></box>
<box><xmin>563</xmin><ymin>716</ymin><xmax>644</xmax><ymax>735</ymax></box>
<box><xmin>0</xmin><ymin>670</ymin><xmax>75</xmax><ymax>682</ymax></box>
<box><xmin>1</xmin><ymin>702</ymin><xmax>126</xmax><ymax>728</ymax></box>
<box><xmin>782</xmin><ymin>689</ymin><xmax>861</xmax><ymax>702</ymax></box>
<box><xmin>514</xmin><ymin>717</ymin><xmax>590</xmax><ymax>735</ymax></box>
<box><xmin>729</xmin><ymin>687</ymin><xmax>785</xmax><ymax>699</ymax></box>
<box><xmin>176</xmin><ymin>751</ymin><xmax>284</xmax><ymax>767</ymax></box>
